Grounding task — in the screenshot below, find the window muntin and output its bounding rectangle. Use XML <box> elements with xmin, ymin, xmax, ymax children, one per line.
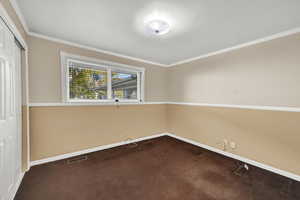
<box><xmin>62</xmin><ymin>54</ymin><xmax>144</xmax><ymax>103</ymax></box>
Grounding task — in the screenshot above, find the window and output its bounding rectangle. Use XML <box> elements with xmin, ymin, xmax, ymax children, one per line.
<box><xmin>61</xmin><ymin>52</ymin><xmax>144</xmax><ymax>103</ymax></box>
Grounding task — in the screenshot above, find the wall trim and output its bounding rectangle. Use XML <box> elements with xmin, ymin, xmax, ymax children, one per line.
<box><xmin>30</xmin><ymin>132</ymin><xmax>300</xmax><ymax>182</ymax></box>
<box><xmin>167</xmin><ymin>27</ymin><xmax>300</xmax><ymax>67</ymax></box>
<box><xmin>28</xmin><ymin>102</ymin><xmax>168</xmax><ymax>107</ymax></box>
<box><xmin>8</xmin><ymin>0</ymin><xmax>300</xmax><ymax>67</ymax></box>
<box><xmin>30</xmin><ymin>133</ymin><xmax>166</xmax><ymax>166</ymax></box>
<box><xmin>167</xmin><ymin>102</ymin><xmax>300</xmax><ymax>112</ymax></box>
<box><xmin>28</xmin><ymin>32</ymin><xmax>169</xmax><ymax>68</ymax></box>
<box><xmin>0</xmin><ymin>2</ymin><xmax>27</xmax><ymax>49</ymax></box>
<box><xmin>29</xmin><ymin>101</ymin><xmax>300</xmax><ymax>112</ymax></box>
<box><xmin>9</xmin><ymin>172</ymin><xmax>25</xmax><ymax>200</ymax></box>
<box><xmin>166</xmin><ymin>133</ymin><xmax>300</xmax><ymax>182</ymax></box>
<box><xmin>8</xmin><ymin>0</ymin><xmax>29</xmax><ymax>33</ymax></box>
<box><xmin>28</xmin><ymin>27</ymin><xmax>300</xmax><ymax>68</ymax></box>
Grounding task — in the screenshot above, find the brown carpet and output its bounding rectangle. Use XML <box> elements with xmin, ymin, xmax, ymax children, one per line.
<box><xmin>15</xmin><ymin>136</ymin><xmax>300</xmax><ymax>200</ymax></box>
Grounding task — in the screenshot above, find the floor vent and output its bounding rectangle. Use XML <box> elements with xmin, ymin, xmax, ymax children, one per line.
<box><xmin>67</xmin><ymin>155</ymin><xmax>88</xmax><ymax>164</ymax></box>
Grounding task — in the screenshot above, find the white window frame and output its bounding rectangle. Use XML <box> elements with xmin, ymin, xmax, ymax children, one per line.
<box><xmin>60</xmin><ymin>51</ymin><xmax>145</xmax><ymax>103</ymax></box>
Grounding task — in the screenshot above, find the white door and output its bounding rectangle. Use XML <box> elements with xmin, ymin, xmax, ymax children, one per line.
<box><xmin>0</xmin><ymin>19</ymin><xmax>22</xmax><ymax>200</ymax></box>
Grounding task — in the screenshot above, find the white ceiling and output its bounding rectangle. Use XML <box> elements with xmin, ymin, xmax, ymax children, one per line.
<box><xmin>16</xmin><ymin>0</ymin><xmax>300</xmax><ymax>66</ymax></box>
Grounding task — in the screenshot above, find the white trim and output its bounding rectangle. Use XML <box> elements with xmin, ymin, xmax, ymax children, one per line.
<box><xmin>167</xmin><ymin>27</ymin><xmax>300</xmax><ymax>67</ymax></box>
<box><xmin>165</xmin><ymin>133</ymin><xmax>300</xmax><ymax>182</ymax></box>
<box><xmin>167</xmin><ymin>102</ymin><xmax>300</xmax><ymax>112</ymax></box>
<box><xmin>29</xmin><ymin>32</ymin><xmax>169</xmax><ymax>67</ymax></box>
<box><xmin>9</xmin><ymin>172</ymin><xmax>25</xmax><ymax>200</ymax></box>
<box><xmin>30</xmin><ymin>133</ymin><xmax>166</xmax><ymax>166</ymax></box>
<box><xmin>60</xmin><ymin>51</ymin><xmax>145</xmax><ymax>103</ymax></box>
<box><xmin>8</xmin><ymin>0</ymin><xmax>29</xmax><ymax>33</ymax></box>
<box><xmin>29</xmin><ymin>132</ymin><xmax>300</xmax><ymax>182</ymax></box>
<box><xmin>61</xmin><ymin>52</ymin><xmax>146</xmax><ymax>72</ymax></box>
<box><xmin>7</xmin><ymin>0</ymin><xmax>300</xmax><ymax>67</ymax></box>
<box><xmin>0</xmin><ymin>3</ymin><xmax>27</xmax><ymax>49</ymax></box>
<box><xmin>107</xmin><ymin>68</ymin><xmax>112</xmax><ymax>100</ymax></box>
<box><xmin>29</xmin><ymin>101</ymin><xmax>300</xmax><ymax>112</ymax></box>
<box><xmin>28</xmin><ymin>27</ymin><xmax>300</xmax><ymax>68</ymax></box>
<box><xmin>28</xmin><ymin>102</ymin><xmax>167</xmax><ymax>107</ymax></box>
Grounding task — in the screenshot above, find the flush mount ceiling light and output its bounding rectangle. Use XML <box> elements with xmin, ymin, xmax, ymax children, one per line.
<box><xmin>145</xmin><ymin>19</ymin><xmax>170</xmax><ymax>36</ymax></box>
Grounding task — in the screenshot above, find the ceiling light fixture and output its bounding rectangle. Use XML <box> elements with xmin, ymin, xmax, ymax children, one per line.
<box><xmin>146</xmin><ymin>19</ymin><xmax>170</xmax><ymax>36</ymax></box>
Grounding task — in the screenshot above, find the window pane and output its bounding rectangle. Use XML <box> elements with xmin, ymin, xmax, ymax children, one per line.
<box><xmin>112</xmin><ymin>71</ymin><xmax>137</xmax><ymax>100</ymax></box>
<box><xmin>69</xmin><ymin>63</ymin><xmax>107</xmax><ymax>100</ymax></box>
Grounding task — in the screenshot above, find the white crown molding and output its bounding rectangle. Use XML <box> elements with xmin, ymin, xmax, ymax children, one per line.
<box><xmin>30</xmin><ymin>132</ymin><xmax>300</xmax><ymax>182</ymax></box>
<box><xmin>29</xmin><ymin>101</ymin><xmax>300</xmax><ymax>112</ymax></box>
<box><xmin>28</xmin><ymin>31</ymin><xmax>169</xmax><ymax>67</ymax></box>
<box><xmin>8</xmin><ymin>0</ymin><xmax>29</xmax><ymax>33</ymax></box>
<box><xmin>167</xmin><ymin>27</ymin><xmax>300</xmax><ymax>67</ymax></box>
<box><xmin>9</xmin><ymin>0</ymin><xmax>300</xmax><ymax>68</ymax></box>
<box><xmin>29</xmin><ymin>27</ymin><xmax>300</xmax><ymax>68</ymax></box>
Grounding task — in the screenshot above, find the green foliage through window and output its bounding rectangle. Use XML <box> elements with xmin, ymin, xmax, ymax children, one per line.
<box><xmin>67</xmin><ymin>60</ymin><xmax>140</xmax><ymax>101</ymax></box>
<box><xmin>69</xmin><ymin>64</ymin><xmax>107</xmax><ymax>100</ymax></box>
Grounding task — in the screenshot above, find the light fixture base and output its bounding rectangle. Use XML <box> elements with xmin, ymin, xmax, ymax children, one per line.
<box><xmin>145</xmin><ymin>19</ymin><xmax>170</xmax><ymax>36</ymax></box>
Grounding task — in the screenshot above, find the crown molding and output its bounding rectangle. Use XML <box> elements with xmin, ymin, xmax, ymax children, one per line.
<box><xmin>166</xmin><ymin>27</ymin><xmax>300</xmax><ymax>67</ymax></box>
<box><xmin>28</xmin><ymin>31</ymin><xmax>169</xmax><ymax>67</ymax></box>
<box><xmin>9</xmin><ymin>0</ymin><xmax>29</xmax><ymax>33</ymax></box>
<box><xmin>8</xmin><ymin>0</ymin><xmax>300</xmax><ymax>68</ymax></box>
<box><xmin>28</xmin><ymin>28</ymin><xmax>300</xmax><ymax>68</ymax></box>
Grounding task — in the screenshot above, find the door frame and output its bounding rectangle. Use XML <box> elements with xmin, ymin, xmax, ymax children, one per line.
<box><xmin>0</xmin><ymin>2</ymin><xmax>30</xmax><ymax>171</ymax></box>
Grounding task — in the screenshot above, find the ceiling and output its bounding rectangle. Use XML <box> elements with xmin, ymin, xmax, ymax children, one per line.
<box><xmin>15</xmin><ymin>0</ymin><xmax>300</xmax><ymax>66</ymax></box>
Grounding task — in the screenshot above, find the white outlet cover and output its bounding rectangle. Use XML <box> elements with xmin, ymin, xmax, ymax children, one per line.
<box><xmin>230</xmin><ymin>142</ymin><xmax>236</xmax><ymax>149</ymax></box>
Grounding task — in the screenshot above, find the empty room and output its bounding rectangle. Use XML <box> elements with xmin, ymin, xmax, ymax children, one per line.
<box><xmin>1</xmin><ymin>0</ymin><xmax>300</xmax><ymax>199</ymax></box>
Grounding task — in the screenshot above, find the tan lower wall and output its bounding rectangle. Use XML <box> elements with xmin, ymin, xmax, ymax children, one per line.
<box><xmin>30</xmin><ymin>103</ymin><xmax>300</xmax><ymax>176</ymax></box>
<box><xmin>30</xmin><ymin>104</ymin><xmax>167</xmax><ymax>161</ymax></box>
<box><xmin>167</xmin><ymin>104</ymin><xmax>300</xmax><ymax>176</ymax></box>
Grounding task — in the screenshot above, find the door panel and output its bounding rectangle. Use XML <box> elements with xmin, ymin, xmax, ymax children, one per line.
<box><xmin>0</xmin><ymin>59</ymin><xmax>5</xmax><ymax>120</ymax></box>
<box><xmin>0</xmin><ymin>19</ymin><xmax>22</xmax><ymax>200</ymax></box>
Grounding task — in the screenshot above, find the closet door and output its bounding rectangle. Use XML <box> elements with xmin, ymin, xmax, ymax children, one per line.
<box><xmin>0</xmin><ymin>19</ymin><xmax>22</xmax><ymax>200</ymax></box>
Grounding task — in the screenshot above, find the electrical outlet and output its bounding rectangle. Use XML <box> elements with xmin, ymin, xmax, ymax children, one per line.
<box><xmin>223</xmin><ymin>139</ymin><xmax>228</xmax><ymax>151</ymax></box>
<box><xmin>230</xmin><ymin>141</ymin><xmax>236</xmax><ymax>149</ymax></box>
<box><xmin>223</xmin><ymin>139</ymin><xmax>228</xmax><ymax>146</ymax></box>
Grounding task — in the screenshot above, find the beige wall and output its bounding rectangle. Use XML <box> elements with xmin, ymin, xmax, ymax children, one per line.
<box><xmin>11</xmin><ymin>0</ymin><xmax>299</xmax><ymax>178</ymax></box>
<box><xmin>28</xmin><ymin>31</ymin><xmax>300</xmax><ymax>178</ymax></box>
<box><xmin>28</xmin><ymin>36</ymin><xmax>167</xmax><ymax>103</ymax></box>
<box><xmin>167</xmin><ymin>104</ymin><xmax>300</xmax><ymax>175</ymax></box>
<box><xmin>167</xmin><ymin>33</ymin><xmax>300</xmax><ymax>107</ymax></box>
<box><xmin>166</xmin><ymin>33</ymin><xmax>300</xmax><ymax>176</ymax></box>
<box><xmin>30</xmin><ymin>104</ymin><xmax>167</xmax><ymax>161</ymax></box>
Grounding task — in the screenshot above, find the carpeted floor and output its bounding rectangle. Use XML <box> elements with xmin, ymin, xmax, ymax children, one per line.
<box><xmin>15</xmin><ymin>136</ymin><xmax>300</xmax><ymax>200</ymax></box>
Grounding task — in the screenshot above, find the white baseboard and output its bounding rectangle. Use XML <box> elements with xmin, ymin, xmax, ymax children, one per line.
<box><xmin>30</xmin><ymin>132</ymin><xmax>300</xmax><ymax>182</ymax></box>
<box><xmin>9</xmin><ymin>172</ymin><xmax>25</xmax><ymax>200</ymax></box>
<box><xmin>30</xmin><ymin>133</ymin><xmax>166</xmax><ymax>166</ymax></box>
<box><xmin>165</xmin><ymin>133</ymin><xmax>300</xmax><ymax>182</ymax></box>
